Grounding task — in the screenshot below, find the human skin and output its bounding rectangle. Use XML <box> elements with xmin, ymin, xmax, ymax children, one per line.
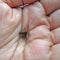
<box><xmin>0</xmin><ymin>0</ymin><xmax>60</xmax><ymax>60</ymax></box>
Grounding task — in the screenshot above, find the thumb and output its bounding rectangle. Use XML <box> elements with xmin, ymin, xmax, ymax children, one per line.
<box><xmin>3</xmin><ymin>0</ymin><xmax>37</xmax><ymax>7</ymax></box>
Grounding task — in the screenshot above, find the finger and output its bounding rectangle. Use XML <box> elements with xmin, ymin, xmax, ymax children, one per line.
<box><xmin>48</xmin><ymin>9</ymin><xmax>60</xmax><ymax>30</ymax></box>
<box><xmin>40</xmin><ymin>0</ymin><xmax>60</xmax><ymax>15</ymax></box>
<box><xmin>3</xmin><ymin>0</ymin><xmax>37</xmax><ymax>7</ymax></box>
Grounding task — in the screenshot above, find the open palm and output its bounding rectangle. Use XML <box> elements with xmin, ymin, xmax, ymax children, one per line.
<box><xmin>0</xmin><ymin>0</ymin><xmax>60</xmax><ymax>60</ymax></box>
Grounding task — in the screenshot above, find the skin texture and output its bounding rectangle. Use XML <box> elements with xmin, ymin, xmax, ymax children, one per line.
<box><xmin>2</xmin><ymin>0</ymin><xmax>37</xmax><ymax>7</ymax></box>
<box><xmin>0</xmin><ymin>0</ymin><xmax>60</xmax><ymax>60</ymax></box>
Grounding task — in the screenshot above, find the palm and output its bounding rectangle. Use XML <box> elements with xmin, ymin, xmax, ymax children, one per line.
<box><xmin>0</xmin><ymin>0</ymin><xmax>60</xmax><ymax>60</ymax></box>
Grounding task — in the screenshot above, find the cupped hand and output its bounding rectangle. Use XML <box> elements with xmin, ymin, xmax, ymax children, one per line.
<box><xmin>0</xmin><ymin>0</ymin><xmax>60</xmax><ymax>60</ymax></box>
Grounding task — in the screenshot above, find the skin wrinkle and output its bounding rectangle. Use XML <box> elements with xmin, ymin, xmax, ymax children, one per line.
<box><xmin>40</xmin><ymin>0</ymin><xmax>60</xmax><ymax>15</ymax></box>
<box><xmin>21</xmin><ymin>5</ymin><xmax>30</xmax><ymax>60</ymax></box>
<box><xmin>40</xmin><ymin>1</ymin><xmax>47</xmax><ymax>15</ymax></box>
<box><xmin>48</xmin><ymin>10</ymin><xmax>60</xmax><ymax>30</ymax></box>
<box><xmin>0</xmin><ymin>22</ymin><xmax>21</xmax><ymax>53</ymax></box>
<box><xmin>0</xmin><ymin>4</ymin><xmax>22</xmax><ymax>59</ymax></box>
<box><xmin>0</xmin><ymin>1</ymin><xmax>47</xmax><ymax>59</ymax></box>
<box><xmin>9</xmin><ymin>6</ymin><xmax>30</xmax><ymax>60</ymax></box>
<box><xmin>2</xmin><ymin>0</ymin><xmax>40</xmax><ymax>8</ymax></box>
<box><xmin>40</xmin><ymin>1</ymin><xmax>58</xmax><ymax>16</ymax></box>
<box><xmin>0</xmin><ymin>0</ymin><xmax>60</xmax><ymax>60</ymax></box>
<box><xmin>9</xmin><ymin>37</ymin><xmax>20</xmax><ymax>60</ymax></box>
<box><xmin>0</xmin><ymin>8</ymin><xmax>21</xmax><ymax>48</ymax></box>
<box><xmin>9</xmin><ymin>9</ymin><xmax>23</xmax><ymax>60</ymax></box>
<box><xmin>0</xmin><ymin>12</ymin><xmax>13</xmax><ymax>48</ymax></box>
<box><xmin>0</xmin><ymin>37</ymin><xmax>17</xmax><ymax>55</ymax></box>
<box><xmin>23</xmin><ymin>8</ymin><xmax>29</xmax><ymax>60</ymax></box>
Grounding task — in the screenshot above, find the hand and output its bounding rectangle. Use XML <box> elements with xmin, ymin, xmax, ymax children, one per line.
<box><xmin>0</xmin><ymin>0</ymin><xmax>60</xmax><ymax>60</ymax></box>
